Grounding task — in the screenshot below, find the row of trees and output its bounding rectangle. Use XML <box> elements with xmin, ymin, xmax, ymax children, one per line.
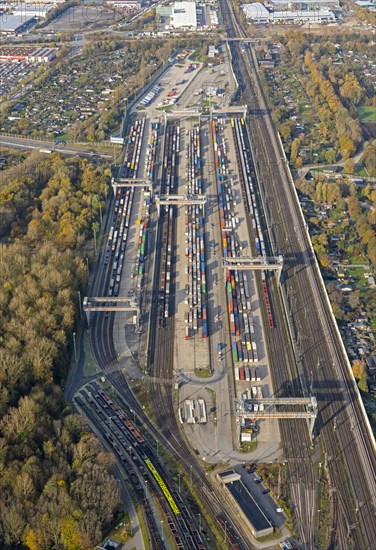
<box><xmin>0</xmin><ymin>154</ymin><xmax>120</xmax><ymax>549</ymax></box>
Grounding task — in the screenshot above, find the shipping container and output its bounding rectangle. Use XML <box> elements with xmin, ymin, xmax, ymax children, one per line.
<box><xmin>245</xmin><ymin>367</ymin><xmax>250</xmax><ymax>382</ymax></box>
<box><xmin>232</xmin><ymin>341</ymin><xmax>238</xmax><ymax>362</ymax></box>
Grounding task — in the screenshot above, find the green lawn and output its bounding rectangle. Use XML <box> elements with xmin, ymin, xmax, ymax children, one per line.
<box><xmin>343</xmin><ymin>253</ymin><xmax>369</xmax><ymax>265</ymax></box>
<box><xmin>194</xmin><ymin>367</ymin><xmax>213</xmax><ymax>378</ymax></box>
<box><xmin>357</xmin><ymin>105</ymin><xmax>376</xmax><ymax>122</ymax></box>
<box><xmin>83</xmin><ymin>331</ymin><xmax>101</xmax><ymax>377</ymax></box>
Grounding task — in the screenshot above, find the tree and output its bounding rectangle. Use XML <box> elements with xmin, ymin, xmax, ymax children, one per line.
<box><xmin>362</xmin><ymin>229</ymin><xmax>375</xmax><ymax>245</ymax></box>
<box><xmin>1</xmin><ymin>396</ymin><xmax>39</xmax><ymax>441</ymax></box>
<box><xmin>319</xmin><ymin>253</ymin><xmax>332</xmax><ymax>269</ymax></box>
<box><xmin>325</xmin><ymin>149</ymin><xmax>337</xmax><ymax>164</ymax></box>
<box><xmin>348</xmin><ymin>196</ymin><xmax>361</xmax><ymax>218</ymax></box>
<box><xmin>344</xmin><ymin>158</ymin><xmax>355</xmax><ymax>174</ymax></box>
<box><xmin>295</xmin><ymin>157</ymin><xmax>303</xmax><ymax>169</ymax></box>
<box><xmin>367</xmin><ymin>236</ymin><xmax>376</xmax><ymax>267</ymax></box>
<box><xmin>290</xmin><ymin>138</ymin><xmax>300</xmax><ymax>165</ymax></box>
<box><xmin>352</xmin><ymin>359</ymin><xmax>366</xmax><ymax>380</ymax></box>
<box><xmin>358</xmin><ymin>372</ymin><xmax>369</xmax><ymax>393</ymax></box>
<box><xmin>0</xmin><ymin>502</ymin><xmax>26</xmax><ymax>546</ymax></box>
<box><xmin>348</xmin><ymin>291</ymin><xmax>360</xmax><ymax>310</ymax></box>
<box><xmin>280</xmin><ymin>124</ymin><xmax>291</xmax><ymax>142</ymax></box>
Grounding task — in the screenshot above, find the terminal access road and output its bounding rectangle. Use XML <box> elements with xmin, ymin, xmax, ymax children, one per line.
<box><xmin>220</xmin><ymin>0</ymin><xmax>376</xmax><ymax>547</ymax></box>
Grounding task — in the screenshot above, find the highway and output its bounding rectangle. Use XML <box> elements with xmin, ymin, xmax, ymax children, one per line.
<box><xmin>0</xmin><ymin>134</ymin><xmax>113</xmax><ymax>159</ymax></box>
<box><xmin>220</xmin><ymin>0</ymin><xmax>376</xmax><ymax>547</ymax></box>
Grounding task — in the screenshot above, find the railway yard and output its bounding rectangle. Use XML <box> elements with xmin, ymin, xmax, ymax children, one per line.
<box><xmin>72</xmin><ymin>27</ymin><xmax>376</xmax><ymax>550</ymax></box>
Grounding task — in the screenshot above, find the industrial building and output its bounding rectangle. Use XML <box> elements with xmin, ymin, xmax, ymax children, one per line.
<box><xmin>157</xmin><ymin>1</ymin><xmax>218</xmax><ymax>29</ymax></box>
<box><xmin>241</xmin><ymin>3</ymin><xmax>270</xmax><ymax>24</ymax></box>
<box><xmin>105</xmin><ymin>0</ymin><xmax>142</xmax><ymax>8</ymax></box>
<box><xmin>242</xmin><ymin>2</ymin><xmax>336</xmax><ymax>23</ymax></box>
<box><xmin>355</xmin><ymin>0</ymin><xmax>376</xmax><ymax>8</ymax></box>
<box><xmin>172</xmin><ymin>1</ymin><xmax>197</xmax><ymax>28</ymax></box>
<box><xmin>266</xmin><ymin>0</ymin><xmax>339</xmax><ymax>8</ymax></box>
<box><xmin>0</xmin><ymin>45</ymin><xmax>56</xmax><ymax>61</ymax></box>
<box><xmin>0</xmin><ymin>3</ymin><xmax>53</xmax><ymax>34</ymax></box>
<box><xmin>218</xmin><ymin>471</ymin><xmax>274</xmax><ymax>538</ymax></box>
<box><xmin>0</xmin><ymin>14</ymin><xmax>37</xmax><ymax>34</ymax></box>
<box><xmin>0</xmin><ymin>3</ymin><xmax>53</xmax><ymax>17</ymax></box>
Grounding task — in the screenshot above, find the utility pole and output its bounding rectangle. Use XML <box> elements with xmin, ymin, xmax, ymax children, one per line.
<box><xmin>73</xmin><ymin>332</ymin><xmax>77</xmax><ymax>362</ymax></box>
<box><xmin>93</xmin><ymin>229</ymin><xmax>97</xmax><ymax>256</ymax></box>
<box><xmin>78</xmin><ymin>290</ymin><xmax>82</xmax><ymax>319</ymax></box>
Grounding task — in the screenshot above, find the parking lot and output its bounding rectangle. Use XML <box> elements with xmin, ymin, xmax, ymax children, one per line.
<box><xmin>41</xmin><ymin>5</ymin><xmax>119</xmax><ymax>33</ymax></box>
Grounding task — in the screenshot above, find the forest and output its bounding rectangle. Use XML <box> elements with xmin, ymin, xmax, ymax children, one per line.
<box><xmin>0</xmin><ymin>152</ymin><xmax>121</xmax><ymax>549</ymax></box>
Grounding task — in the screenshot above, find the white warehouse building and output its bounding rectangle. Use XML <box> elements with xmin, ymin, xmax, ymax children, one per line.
<box><xmin>172</xmin><ymin>1</ymin><xmax>197</xmax><ymax>28</ymax></box>
<box><xmin>266</xmin><ymin>0</ymin><xmax>339</xmax><ymax>8</ymax></box>
<box><xmin>242</xmin><ymin>2</ymin><xmax>336</xmax><ymax>23</ymax></box>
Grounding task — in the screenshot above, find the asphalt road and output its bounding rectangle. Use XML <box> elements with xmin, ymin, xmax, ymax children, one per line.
<box><xmin>0</xmin><ymin>134</ymin><xmax>113</xmax><ymax>159</ymax></box>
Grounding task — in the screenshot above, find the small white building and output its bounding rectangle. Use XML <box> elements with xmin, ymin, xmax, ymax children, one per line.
<box><xmin>206</xmin><ymin>84</ymin><xmax>218</xmax><ymax>96</ymax></box>
<box><xmin>208</xmin><ymin>45</ymin><xmax>216</xmax><ymax>58</ymax></box>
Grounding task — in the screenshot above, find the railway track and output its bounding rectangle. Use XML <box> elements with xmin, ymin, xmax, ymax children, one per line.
<box><xmin>231</xmin><ymin>110</ymin><xmax>317</xmax><ymax>545</ymax></box>
<box><xmin>146</xmin><ymin>119</ymin><xmax>257</xmax><ymax>548</ymax></box>
<box><xmin>89</xmin><ymin>119</ymin><xmax>211</xmax><ymax>550</ymax></box>
<box><xmin>220</xmin><ymin>0</ymin><xmax>376</xmax><ymax>547</ymax></box>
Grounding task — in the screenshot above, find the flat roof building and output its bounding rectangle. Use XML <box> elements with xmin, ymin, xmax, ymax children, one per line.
<box><xmin>0</xmin><ymin>14</ymin><xmax>37</xmax><ymax>34</ymax></box>
<box><xmin>266</xmin><ymin>0</ymin><xmax>339</xmax><ymax>8</ymax></box>
<box><xmin>172</xmin><ymin>1</ymin><xmax>197</xmax><ymax>28</ymax></box>
<box><xmin>242</xmin><ymin>3</ymin><xmax>270</xmax><ymax>23</ymax></box>
<box><xmin>218</xmin><ymin>471</ymin><xmax>273</xmax><ymax>538</ymax></box>
<box><xmin>242</xmin><ymin>2</ymin><xmax>336</xmax><ymax>22</ymax></box>
<box><xmin>1</xmin><ymin>3</ymin><xmax>53</xmax><ymax>17</ymax></box>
